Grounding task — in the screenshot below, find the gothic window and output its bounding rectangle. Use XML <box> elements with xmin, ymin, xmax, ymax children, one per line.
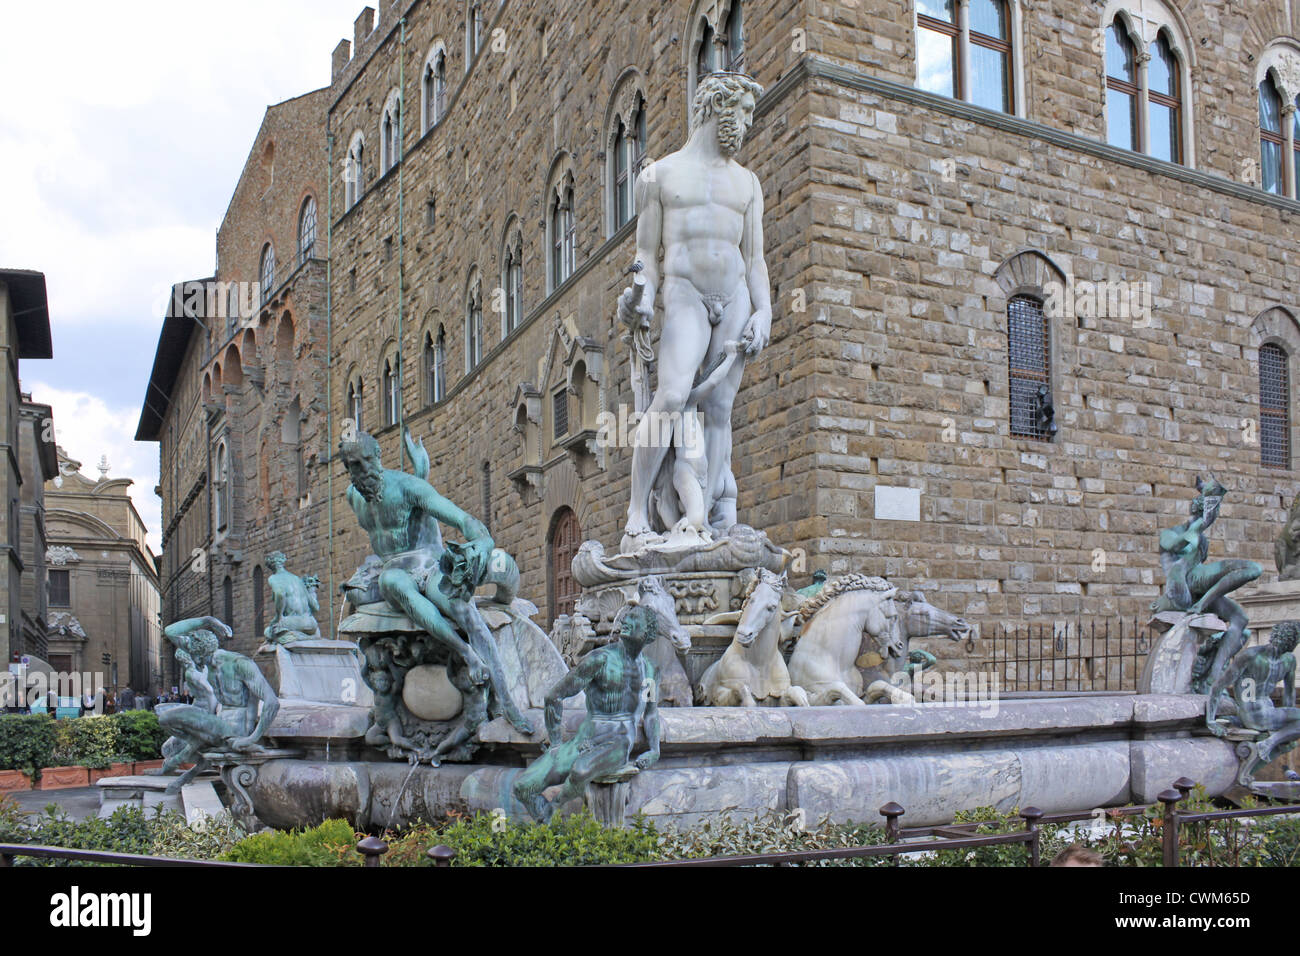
<box><xmin>465</xmin><ymin>281</ymin><xmax>483</xmax><ymax>372</ymax></box>
<box><xmin>382</xmin><ymin>357</ymin><xmax>399</xmax><ymax>426</ymax></box>
<box><xmin>723</xmin><ymin>0</ymin><xmax>745</xmax><ymax>72</ymax></box>
<box><xmin>548</xmin><ymin>507</ymin><xmax>581</xmax><ymax>626</ymax></box>
<box><xmin>1007</xmin><ymin>295</ymin><xmax>1053</xmax><ymax>441</ymax></box>
<box><xmin>501</xmin><ymin>229</ymin><xmax>523</xmax><ymax>335</ymax></box>
<box><xmin>422</xmin><ymin>47</ymin><xmax>448</xmax><ymax>133</ymax></box>
<box><xmin>916</xmin><ymin>1</ymin><xmax>1013</xmax><ymax>113</ymax></box>
<box><xmin>1106</xmin><ymin>20</ymin><xmax>1140</xmax><ymax>152</ymax></box>
<box><xmin>345</xmin><ymin>132</ymin><xmax>365</xmax><ymax>209</ymax></box>
<box><xmin>298</xmin><ymin>196</ymin><xmax>317</xmax><ymax>267</ymax></box>
<box><xmin>380</xmin><ymin>92</ymin><xmax>401</xmax><ymax>175</ymax></box>
<box><xmin>259</xmin><ymin>243</ymin><xmax>275</xmax><ymax>305</ymax></box>
<box><xmin>215</xmin><ymin>440</ymin><xmax>231</xmax><ymax>531</ymax></box>
<box><xmin>1261</xmin><ymin>342</ymin><xmax>1291</xmax><ymax>468</ymax></box>
<box><xmin>1261</xmin><ymin>73</ymin><xmax>1285</xmax><ymax>196</ymax></box>
<box><xmin>347</xmin><ymin>378</ymin><xmax>364</xmax><ymax>432</ymax></box>
<box><xmin>696</xmin><ymin>18</ymin><xmax>716</xmax><ymax>80</ymax></box>
<box><xmin>549</xmin><ymin>175</ymin><xmax>575</xmax><ymax>290</ymax></box>
<box><xmin>610</xmin><ymin>95</ymin><xmax>647</xmax><ymax>233</ymax></box>
<box><xmin>468</xmin><ymin>3</ymin><xmax>484</xmax><ymax>62</ymax></box>
<box><xmin>427</xmin><ymin>326</ymin><xmax>447</xmax><ymax>403</ymax></box>
<box><xmin>1147</xmin><ymin>31</ymin><xmax>1182</xmax><ymax>164</ymax></box>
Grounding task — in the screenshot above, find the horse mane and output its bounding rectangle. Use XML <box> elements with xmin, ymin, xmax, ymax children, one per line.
<box><xmin>739</xmin><ymin>566</ymin><xmax>784</xmax><ymax>601</ymax></box>
<box><xmin>795</xmin><ymin>573</ymin><xmax>892</xmax><ymax>625</ymax></box>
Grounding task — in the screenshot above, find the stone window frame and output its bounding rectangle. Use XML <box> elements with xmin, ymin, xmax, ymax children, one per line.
<box><xmin>500</xmin><ymin>217</ymin><xmax>524</xmax><ymax>338</ymax></box>
<box><xmin>425</xmin><ymin>323</ymin><xmax>447</xmax><ymax>405</ymax></box>
<box><xmin>993</xmin><ymin>250</ymin><xmax>1068</xmax><ymax>444</ymax></box>
<box><xmin>420</xmin><ymin>40</ymin><xmax>449</xmax><ymax>136</ymax></box>
<box><xmin>465</xmin><ymin>270</ymin><xmax>484</xmax><ymax>374</ymax></box>
<box><xmin>1097</xmin><ymin>0</ymin><xmax>1197</xmax><ymax>168</ymax></box>
<box><xmin>1250</xmin><ymin>307</ymin><xmax>1300</xmax><ymax>471</ymax></box>
<box><xmin>604</xmin><ymin>72</ymin><xmax>649</xmax><ymax>238</ymax></box>
<box><xmin>544</xmin><ymin>154</ymin><xmax>577</xmax><ymax>295</ymax></box>
<box><xmin>379</xmin><ymin>88</ymin><xmax>402</xmax><ymax>177</ymax></box>
<box><xmin>686</xmin><ymin>0</ymin><xmax>748</xmax><ymax>107</ymax></box>
<box><xmin>1254</xmin><ymin>41</ymin><xmax>1300</xmax><ymax>199</ymax></box>
<box><xmin>913</xmin><ymin>0</ymin><xmax>1026</xmax><ymax>118</ymax></box>
<box><xmin>344</xmin><ymin>130</ymin><xmax>366</xmax><ymax>210</ymax></box>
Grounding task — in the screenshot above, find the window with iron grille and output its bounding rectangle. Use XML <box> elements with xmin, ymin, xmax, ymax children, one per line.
<box><xmin>1261</xmin><ymin>342</ymin><xmax>1290</xmax><ymax>468</ymax></box>
<box><xmin>553</xmin><ymin>387</ymin><xmax>569</xmax><ymax>439</ymax></box>
<box><xmin>1008</xmin><ymin>295</ymin><xmax>1052</xmax><ymax>440</ymax></box>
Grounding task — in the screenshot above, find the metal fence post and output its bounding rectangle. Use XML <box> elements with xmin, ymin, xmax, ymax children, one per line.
<box><xmin>879</xmin><ymin>802</ymin><xmax>904</xmax><ymax>865</ymax></box>
<box><xmin>427</xmin><ymin>845</ymin><xmax>457</xmax><ymax>867</ymax></box>
<box><xmin>1173</xmin><ymin>777</ymin><xmax>1196</xmax><ymax>802</ymax></box>
<box><xmin>357</xmin><ymin>836</ymin><xmax>388</xmax><ymax>868</ymax></box>
<box><xmin>0</xmin><ymin>850</ymin><xmax>11</xmax><ymax>867</ymax></box>
<box><xmin>1020</xmin><ymin>807</ymin><xmax>1043</xmax><ymax>867</ymax></box>
<box><xmin>1158</xmin><ymin>789</ymin><xmax>1182</xmax><ymax>868</ymax></box>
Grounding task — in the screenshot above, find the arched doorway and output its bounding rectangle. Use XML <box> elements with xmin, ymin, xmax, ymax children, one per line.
<box><xmin>547</xmin><ymin>507</ymin><xmax>582</xmax><ymax>627</ymax></box>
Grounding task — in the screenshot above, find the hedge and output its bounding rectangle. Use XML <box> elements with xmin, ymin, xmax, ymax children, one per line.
<box><xmin>0</xmin><ymin>711</ymin><xmax>168</xmax><ymax>772</ymax></box>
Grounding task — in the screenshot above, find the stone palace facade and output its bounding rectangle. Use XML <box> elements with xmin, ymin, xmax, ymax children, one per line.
<box><xmin>140</xmin><ymin>0</ymin><xmax>1300</xmax><ymax>667</ymax></box>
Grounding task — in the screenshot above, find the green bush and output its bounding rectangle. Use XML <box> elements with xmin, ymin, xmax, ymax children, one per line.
<box><xmin>150</xmin><ymin>812</ymin><xmax>246</xmax><ymax>861</ymax></box>
<box><xmin>52</xmin><ymin>715</ymin><xmax>121</xmax><ymax>769</ymax></box>
<box><xmin>7</xmin><ymin>806</ymin><xmax>158</xmax><ymax>865</ymax></box>
<box><xmin>219</xmin><ymin>819</ymin><xmax>359</xmax><ymax>866</ymax></box>
<box><xmin>110</xmin><ymin>710</ymin><xmax>167</xmax><ymax>762</ymax></box>
<box><xmin>383</xmin><ymin>809</ymin><xmax>661</xmax><ymax>867</ymax></box>
<box><xmin>0</xmin><ymin>714</ymin><xmax>58</xmax><ymax>773</ymax></box>
<box><xmin>654</xmin><ymin>811</ymin><xmax>894</xmax><ymax>866</ymax></box>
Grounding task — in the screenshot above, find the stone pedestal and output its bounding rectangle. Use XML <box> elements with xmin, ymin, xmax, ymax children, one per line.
<box><xmin>256</xmin><ymin>639</ymin><xmax>373</xmax><ymax>707</ymax></box>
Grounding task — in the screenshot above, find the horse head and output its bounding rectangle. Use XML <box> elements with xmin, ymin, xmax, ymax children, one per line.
<box><xmin>634</xmin><ymin>576</ymin><xmax>691</xmax><ymax>653</ymax></box>
<box><xmin>900</xmin><ymin>590</ymin><xmax>972</xmax><ymax>643</ymax></box>
<box><xmin>862</xmin><ymin>586</ymin><xmax>905</xmax><ymax>660</ymax></box>
<box><xmin>735</xmin><ymin>568</ymin><xmax>786</xmax><ymax>648</ymax></box>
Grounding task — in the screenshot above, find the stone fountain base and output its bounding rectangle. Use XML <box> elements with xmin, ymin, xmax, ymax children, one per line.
<box><xmin>248</xmin><ymin>694</ymin><xmax>1236</xmax><ymax>831</ymax></box>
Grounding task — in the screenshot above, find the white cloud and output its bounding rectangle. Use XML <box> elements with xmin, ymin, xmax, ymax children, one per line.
<box><xmin>27</xmin><ymin>382</ymin><xmax>161</xmax><ymax>555</ymax></box>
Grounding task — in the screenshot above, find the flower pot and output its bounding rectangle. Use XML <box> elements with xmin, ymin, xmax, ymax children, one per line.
<box><xmin>37</xmin><ymin>766</ymin><xmax>90</xmax><ymax>790</ymax></box>
<box><xmin>0</xmin><ymin>768</ymin><xmax>32</xmax><ymax>792</ymax></box>
<box><xmin>109</xmin><ymin>762</ymin><xmax>133</xmax><ymax>777</ymax></box>
<box><xmin>132</xmin><ymin>759</ymin><xmax>164</xmax><ymax>774</ymax></box>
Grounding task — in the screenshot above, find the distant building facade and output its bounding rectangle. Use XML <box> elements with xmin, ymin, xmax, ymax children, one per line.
<box><xmin>44</xmin><ymin>449</ymin><xmax>163</xmax><ymax>695</ymax></box>
<box><xmin>18</xmin><ymin>396</ymin><xmax>58</xmax><ymax>662</ymax></box>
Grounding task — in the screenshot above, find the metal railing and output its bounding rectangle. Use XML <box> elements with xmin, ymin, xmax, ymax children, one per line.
<box><xmin>988</xmin><ymin>617</ymin><xmax>1155</xmax><ymax>693</ymax></box>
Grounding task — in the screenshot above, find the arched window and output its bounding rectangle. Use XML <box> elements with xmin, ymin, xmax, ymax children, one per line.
<box><xmin>259</xmin><ymin>243</ymin><xmax>275</xmax><ymax>305</ymax></box>
<box><xmin>1147</xmin><ymin>31</ymin><xmax>1182</xmax><ymax>164</ymax></box>
<box><xmin>298</xmin><ymin>196</ymin><xmax>317</xmax><ymax>267</ymax></box>
<box><xmin>1106</xmin><ymin>19</ymin><xmax>1140</xmax><ymax>151</ymax></box>
<box><xmin>610</xmin><ymin>96</ymin><xmax>647</xmax><ymax>232</ymax></box>
<box><xmin>468</xmin><ymin>3</ymin><xmax>484</xmax><ymax>62</ymax></box>
<box><xmin>696</xmin><ymin>18</ymin><xmax>716</xmax><ymax>80</ymax></box>
<box><xmin>422</xmin><ymin>47</ymin><xmax>448</xmax><ymax>133</ymax></box>
<box><xmin>345</xmin><ymin>132</ymin><xmax>365</xmax><ymax>210</ymax></box>
<box><xmin>1261</xmin><ymin>342</ymin><xmax>1291</xmax><ymax>468</ymax></box>
<box><xmin>215</xmin><ymin>441</ymin><xmax>231</xmax><ymax>531</ymax></box>
<box><xmin>723</xmin><ymin>0</ymin><xmax>745</xmax><ymax>72</ymax></box>
<box><xmin>434</xmin><ymin>326</ymin><xmax>446</xmax><ymax>401</ymax></box>
<box><xmin>465</xmin><ymin>282</ymin><xmax>483</xmax><ymax>372</ymax></box>
<box><xmin>253</xmin><ymin>565</ymin><xmax>265</xmax><ymax>638</ymax></box>
<box><xmin>547</xmin><ymin>507</ymin><xmax>582</xmax><ymax>627</ymax></box>
<box><xmin>501</xmin><ymin>230</ymin><xmax>523</xmax><ymax>335</ymax></box>
<box><xmin>380</xmin><ymin>92</ymin><xmax>401</xmax><ymax>175</ymax></box>
<box><xmin>1260</xmin><ymin>73</ymin><xmax>1285</xmax><ymax>196</ymax></box>
<box><xmin>549</xmin><ymin>174</ymin><xmax>576</xmax><ymax>290</ymax></box>
<box><xmin>382</xmin><ymin>357</ymin><xmax>399</xmax><ymax>426</ymax></box>
<box><xmin>347</xmin><ymin>378</ymin><xmax>364</xmax><ymax>432</ymax></box>
<box><xmin>1007</xmin><ymin>295</ymin><xmax>1053</xmax><ymax>441</ymax></box>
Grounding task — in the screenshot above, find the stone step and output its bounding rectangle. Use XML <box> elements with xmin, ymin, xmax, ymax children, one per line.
<box><xmin>181</xmin><ymin>781</ymin><xmax>228</xmax><ymax>823</ymax></box>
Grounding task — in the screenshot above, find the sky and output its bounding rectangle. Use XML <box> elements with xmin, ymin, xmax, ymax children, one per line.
<box><xmin>0</xmin><ymin>0</ymin><xmax>366</xmax><ymax>554</ymax></box>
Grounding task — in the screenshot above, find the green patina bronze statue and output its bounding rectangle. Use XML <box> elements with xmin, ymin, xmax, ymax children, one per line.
<box><xmin>1276</xmin><ymin>495</ymin><xmax>1300</xmax><ymax>581</ymax></box>
<box><xmin>1153</xmin><ymin>476</ymin><xmax>1261</xmax><ymax>691</ymax></box>
<box><xmin>155</xmin><ymin>616</ymin><xmax>280</xmax><ymax>793</ymax></box>
<box><xmin>339</xmin><ymin>429</ymin><xmax>533</xmax><ymax>742</ymax></box>
<box><xmin>513</xmin><ymin>603</ymin><xmax>661</xmax><ymax>822</ymax></box>
<box><xmin>1206</xmin><ymin>620</ymin><xmax>1300</xmax><ymax>783</ymax></box>
<box><xmin>263</xmin><ymin>551</ymin><xmax>321</xmax><ymax>645</ymax></box>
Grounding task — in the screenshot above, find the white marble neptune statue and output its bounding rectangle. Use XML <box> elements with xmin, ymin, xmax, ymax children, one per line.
<box><xmin>619</xmin><ymin>71</ymin><xmax>771</xmax><ymax>553</ymax></box>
